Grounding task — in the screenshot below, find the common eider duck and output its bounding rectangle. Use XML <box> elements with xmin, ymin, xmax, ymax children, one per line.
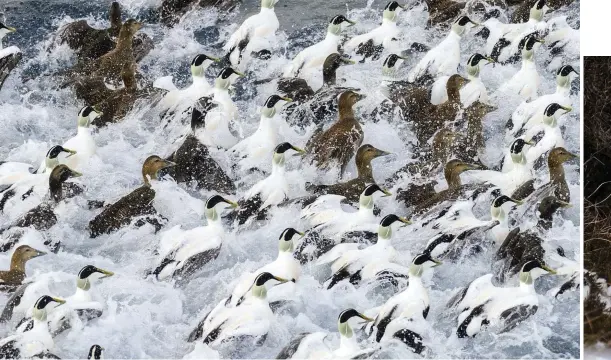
<box><xmin>166</xmin><ymin>102</ymin><xmax>236</xmax><ymax>194</ymax></box>
<box><xmin>283</xmin><ymin>15</ymin><xmax>355</xmax><ymax>78</ymax></box>
<box><xmin>151</xmin><ymin>195</ymin><xmax>237</xmax><ymax>282</ymax></box>
<box><xmin>88</xmin><ymin>155</ymin><xmax>176</xmax><ymax>237</ymax></box>
<box><xmin>344</xmin><ymin>2</ymin><xmax>405</xmax><ymax>62</ymax></box>
<box><xmin>59</xmin><ymin>106</ymin><xmax>101</xmax><ymax>171</ymax></box>
<box><xmin>306</xmin><ymin>144</ymin><xmax>391</xmax><ymax>202</ymax></box>
<box><xmin>0</xmin><ymin>22</ymin><xmax>20</xmax><ymax>92</ymax></box>
<box><xmin>0</xmin><ymin>145</ymin><xmax>75</xmax><ymax>188</ymax></box>
<box><xmin>57</xmin><ymin>2</ymin><xmax>153</xmax><ymax>62</ymax></box>
<box><xmin>306</xmin><ymin>90</ymin><xmax>365</xmax><ymax>177</ymax></box>
<box><xmin>522</xmin><ymin>104</ymin><xmax>572</xmax><ymax>167</ymax></box>
<box><xmin>87</xmin><ymin>345</ymin><xmax>104</xmax><ymax>359</ymax></box>
<box><xmin>0</xmin><ymin>245</ymin><xmax>46</xmax><ymax>291</ymax></box>
<box><xmin>499</xmin><ymin>34</ymin><xmax>544</xmax><ymax>100</ymax></box>
<box><xmin>0</xmin><ymin>295</ymin><xmax>64</xmax><ymax>359</ymax></box>
<box><xmin>448</xmin><ymin>260</ymin><xmax>556</xmax><ymax>338</ymax></box>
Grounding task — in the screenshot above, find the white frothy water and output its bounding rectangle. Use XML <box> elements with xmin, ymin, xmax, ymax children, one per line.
<box><xmin>0</xmin><ymin>0</ymin><xmax>579</xmax><ymax>358</ymax></box>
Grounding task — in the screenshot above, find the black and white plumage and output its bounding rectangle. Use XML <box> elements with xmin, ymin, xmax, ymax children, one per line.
<box><xmin>87</xmin><ymin>344</ymin><xmax>104</xmax><ymax>359</ymax></box>
<box><xmin>449</xmin><ymin>260</ymin><xmax>556</xmax><ymax>338</ymax></box>
<box><xmin>0</xmin><ymin>22</ymin><xmax>19</xmax><ymax>92</ymax></box>
<box><xmin>152</xmin><ymin>195</ymin><xmax>238</xmax><ymax>282</ymax></box>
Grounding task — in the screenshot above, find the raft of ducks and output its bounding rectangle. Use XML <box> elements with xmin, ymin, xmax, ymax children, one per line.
<box><xmin>0</xmin><ymin>0</ymin><xmax>579</xmax><ymax>357</ymax></box>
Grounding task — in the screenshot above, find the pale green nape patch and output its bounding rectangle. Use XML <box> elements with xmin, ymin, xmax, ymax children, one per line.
<box><xmin>205</xmin><ymin>207</ymin><xmax>219</xmax><ymax>221</ymax></box>
<box><xmin>77</xmin><ymin>277</ymin><xmax>91</xmax><ymax>291</ymax></box>
<box><xmin>338</xmin><ymin>321</ymin><xmax>353</xmax><ymax>338</ymax></box>
<box><xmin>467</xmin><ymin>63</ymin><xmax>480</xmax><ymax>78</ymax></box>
<box><xmin>273</xmin><ymin>152</ymin><xmax>286</xmax><ymax>167</ymax></box>
<box><xmin>378</xmin><ymin>225</ymin><xmax>392</xmax><ymax>240</ymax></box>
<box><xmin>191</xmin><ymin>64</ymin><xmax>205</xmax><ymax>77</ymax></box>
<box><xmin>383</xmin><ymin>9</ymin><xmax>397</xmax><ymax>22</ymax></box>
<box><xmin>261</xmin><ymin>106</ymin><xmax>276</xmax><ymax>118</ymax></box>
<box><xmin>359</xmin><ymin>195</ymin><xmax>374</xmax><ymax>209</ymax></box>
<box><xmin>78</xmin><ymin>115</ymin><xmax>91</xmax><ymax>127</ymax></box>
<box><xmin>279</xmin><ymin>238</ymin><xmax>294</xmax><ymax>252</ymax></box>
<box><xmin>519</xmin><ymin>270</ymin><xmax>534</xmax><ymax>285</ymax></box>
<box><xmin>252</xmin><ymin>284</ymin><xmax>267</xmax><ymax>298</ymax></box>
<box><xmin>556</xmin><ymin>74</ymin><xmax>570</xmax><ymax>88</ymax></box>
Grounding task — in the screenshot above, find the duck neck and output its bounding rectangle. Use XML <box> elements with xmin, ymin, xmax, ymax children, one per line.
<box><xmin>252</xmin><ymin>284</ymin><xmax>268</xmax><ymax>299</ymax></box>
<box><xmin>542</xmin><ymin>115</ymin><xmax>557</xmax><ymax>127</ymax></box>
<box><xmin>548</xmin><ymin>159</ymin><xmax>566</xmax><ymax>190</ymax></box>
<box><xmin>519</xmin><ymin>272</ymin><xmax>537</xmax><ymax>290</ymax></box>
<box><xmin>466</xmin><ymin>64</ymin><xmax>480</xmax><ymax>79</ymax></box>
<box><xmin>77</xmin><ymin>125</ymin><xmax>93</xmax><ymax>137</ymax></box>
<box><xmin>205</xmin><ymin>207</ymin><xmax>224</xmax><ymax>230</ymax></box>
<box><xmin>358</xmin><ymin>194</ymin><xmax>375</xmax><ymax>216</ymax></box>
<box><xmin>49</xmin><ymin>176</ymin><xmax>64</xmax><ymax>203</ymax></box>
<box><xmin>490</xmin><ymin>205</ymin><xmax>506</xmax><ymax>224</ymax></box>
<box><xmin>556</xmin><ymin>75</ymin><xmax>570</xmax><ymax>95</ymax></box>
<box><xmin>447</xmin><ymin>82</ymin><xmax>462</xmax><ymax>104</ymax></box>
<box><xmin>116</xmin><ymin>28</ymin><xmax>135</xmax><ymax>56</ymax></box>
<box><xmin>511</xmin><ymin>151</ymin><xmax>527</xmax><ymax>165</ymax></box>
<box><xmin>521</xmin><ymin>51</ymin><xmax>536</xmax><ymax>67</ymax></box>
<box><xmin>355</xmin><ymin>157</ymin><xmax>373</xmax><ymax>181</ymax></box>
<box><xmin>9</xmin><ymin>254</ymin><xmax>27</xmax><ymax>273</ymax></box>
<box><xmin>326</xmin><ymin>24</ymin><xmax>343</xmax><ymax>40</ymax></box>
<box><xmin>260</xmin><ymin>0</ymin><xmax>276</xmax><ymax>10</ymax></box>
<box><xmin>449</xmin><ymin>26</ymin><xmax>464</xmax><ymax>39</ymax></box>
<box><xmin>192</xmin><ymin>74</ymin><xmax>210</xmax><ymax>88</ymax></box>
<box><xmin>338</xmin><ymin>101</ymin><xmax>355</xmax><ymax>123</ymax></box>
<box><xmin>376</xmin><ymin>225</ymin><xmax>392</xmax><ymax>246</ymax></box>
<box><xmin>445</xmin><ymin>169</ymin><xmax>462</xmax><ymax>189</ymax></box>
<box><xmin>338</xmin><ymin>323</ymin><xmax>358</xmax><ymax>351</ymax></box>
<box><xmin>272</xmin><ymin>154</ymin><xmax>286</xmax><ymax>175</ymax></box>
<box><xmin>322</xmin><ymin>65</ymin><xmax>338</xmax><ymax>86</ymax></box>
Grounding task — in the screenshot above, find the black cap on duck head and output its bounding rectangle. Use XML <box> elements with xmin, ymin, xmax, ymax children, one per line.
<box><xmin>557</xmin><ymin>65</ymin><xmax>578</xmax><ymax>77</ymax></box>
<box><xmin>47</xmin><ymin>145</ymin><xmax>73</xmax><ymax>159</ymax></box>
<box><xmin>274</xmin><ymin>142</ymin><xmax>304</xmax><ymax>154</ymax></box>
<box><xmin>50</xmin><ymin>164</ymin><xmax>82</xmax><ymax>183</ymax></box>
<box><xmin>363</xmin><ymin>184</ymin><xmax>385</xmax><ymax>196</ymax></box>
<box><xmin>544</xmin><ymin>103</ymin><xmax>570</xmax><ymax>117</ymax></box>
<box><xmin>218</xmin><ymin>67</ymin><xmax>243</xmax><ymax>79</ymax></box>
<box><xmin>0</xmin><ymin>23</ymin><xmax>16</xmax><ymax>34</ymax></box>
<box><xmin>510</xmin><ymin>138</ymin><xmax>533</xmax><ymax>154</ymax></box>
<box><xmin>467</xmin><ymin>54</ymin><xmax>491</xmax><ymax>66</ymax></box>
<box><xmin>191</xmin><ymin>54</ymin><xmax>218</xmax><ymax>66</ymax></box>
<box><xmin>264</xmin><ymin>94</ymin><xmax>291</xmax><ymax>108</ymax></box>
<box><xmin>455</xmin><ymin>15</ymin><xmax>474</xmax><ymax>26</ymax></box>
<box><xmin>324</xmin><ymin>53</ymin><xmax>354</xmax><ymax>69</ymax></box>
<box><xmin>34</xmin><ymin>295</ymin><xmax>65</xmax><ymax>310</ymax></box>
<box><xmin>380</xmin><ymin>214</ymin><xmax>410</xmax><ymax>226</ymax></box>
<box><xmin>78</xmin><ymin>265</ymin><xmax>114</xmax><ymax>280</ymax></box>
<box><xmin>534</xmin><ymin>0</ymin><xmax>546</xmax><ymax>9</ymax></box>
<box><xmin>88</xmin><ymin>345</ymin><xmax>104</xmax><ymax>360</ymax></box>
<box><xmin>521</xmin><ymin>259</ymin><xmax>555</xmax><ymax>274</ymax></box>
<box><xmin>523</xmin><ymin>34</ymin><xmax>541</xmax><ymax>51</ymax></box>
<box><xmin>492</xmin><ymin>195</ymin><xmax>521</xmax><ymax>208</ymax></box>
<box><xmin>330</xmin><ymin>15</ymin><xmax>353</xmax><ymax>25</ymax></box>
<box><xmin>254</xmin><ymin>272</ymin><xmax>287</xmax><ymax>286</ymax></box>
<box><xmin>383</xmin><ymin>54</ymin><xmax>403</xmax><ymax>68</ymax></box>
<box><xmin>205</xmin><ymin>195</ymin><xmax>237</xmax><ymax>209</ymax></box>
<box><xmin>79</xmin><ymin>106</ymin><xmax>98</xmax><ymax>118</ymax></box>
<box><xmin>279</xmin><ymin>228</ymin><xmax>303</xmax><ymax>241</ymax></box>
<box><xmin>385</xmin><ymin>1</ymin><xmax>404</xmax><ymax>11</ymax></box>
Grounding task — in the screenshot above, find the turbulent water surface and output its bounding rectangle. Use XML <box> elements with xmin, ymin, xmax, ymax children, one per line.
<box><xmin>0</xmin><ymin>0</ymin><xmax>580</xmax><ymax>358</ymax></box>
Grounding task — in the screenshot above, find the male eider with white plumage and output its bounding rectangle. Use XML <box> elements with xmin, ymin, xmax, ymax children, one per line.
<box><xmin>88</xmin><ymin>155</ymin><xmax>176</xmax><ymax>237</ymax></box>
<box><xmin>522</xmin><ymin>103</ymin><xmax>572</xmax><ymax>167</ymax></box>
<box><xmin>60</xmin><ymin>106</ymin><xmax>101</xmax><ymax>171</ymax></box>
<box><xmin>151</xmin><ymin>195</ymin><xmax>237</xmax><ymax>282</ymax></box>
<box><xmin>344</xmin><ymin>1</ymin><xmax>405</xmax><ymax>62</ymax></box>
<box><xmin>448</xmin><ymin>260</ymin><xmax>556</xmax><ymax>337</ymax></box>
<box><xmin>232</xmin><ymin>142</ymin><xmax>305</xmax><ymax>225</ymax></box>
<box><xmin>499</xmin><ymin>35</ymin><xmax>544</xmax><ymax>100</ymax></box>
<box><xmin>166</xmin><ymin>102</ymin><xmax>236</xmax><ymax>194</ymax></box>
<box><xmin>0</xmin><ymin>295</ymin><xmax>64</xmax><ymax>359</ymax></box>
<box><xmin>14</xmin><ymin>265</ymin><xmax>114</xmax><ymax>336</ymax></box>
<box><xmin>0</xmin><ymin>22</ymin><xmax>20</xmax><ymax>92</ymax></box>
<box><xmin>194</xmin><ymin>272</ymin><xmax>289</xmax><ymax>348</ymax></box>
<box><xmin>283</xmin><ymin>15</ymin><xmax>355</xmax><ymax>78</ymax></box>
<box><xmin>0</xmin><ymin>145</ymin><xmax>75</xmax><ymax>189</ymax></box>
<box><xmin>408</xmin><ymin>15</ymin><xmax>479</xmax><ymax>84</ymax></box>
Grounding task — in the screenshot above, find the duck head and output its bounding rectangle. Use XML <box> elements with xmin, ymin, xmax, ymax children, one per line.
<box><xmin>529</xmin><ymin>0</ymin><xmax>549</xmax><ymax>22</ymax></box>
<box><xmin>32</xmin><ymin>295</ymin><xmax>65</xmax><ymax>322</ymax></box>
<box><xmin>78</xmin><ymin>106</ymin><xmax>103</xmax><ymax>128</ymax></box>
<box><xmin>355</xmin><ymin>144</ymin><xmax>391</xmax><ymax>177</ymax></box>
<box><xmin>359</xmin><ymin>184</ymin><xmax>391</xmax><ymax>209</ymax></box>
<box><xmin>119</xmin><ymin>19</ymin><xmax>142</xmax><ymax>39</ymax></box>
<box><xmin>251</xmin><ymin>272</ymin><xmax>289</xmax><ymax>299</ymax></box>
<box><xmin>77</xmin><ymin>265</ymin><xmax>114</xmax><ymax>291</ymax></box>
<box><xmin>519</xmin><ymin>259</ymin><xmax>556</xmax><ymax>285</ymax></box>
<box><xmin>490</xmin><ymin>195</ymin><xmax>522</xmax><ymax>221</ymax></box>
<box><xmin>204</xmin><ymin>195</ymin><xmax>238</xmax><ymax>221</ymax></box>
<box><xmin>278</xmin><ymin>228</ymin><xmax>304</xmax><ymax>253</ymax></box>
<box><xmin>548</xmin><ymin>146</ymin><xmax>578</xmax><ymax>167</ymax></box>
<box><xmin>88</xmin><ymin>345</ymin><xmax>104</xmax><ymax>360</ymax></box>
<box><xmin>451</xmin><ymin>15</ymin><xmax>479</xmax><ymax>36</ymax></box>
<box><xmin>337</xmin><ymin>308</ymin><xmax>374</xmax><ymax>339</ymax></box>
<box><xmin>0</xmin><ymin>22</ymin><xmax>16</xmax><ymax>40</ymax></box>
<box><xmin>191</xmin><ymin>54</ymin><xmax>220</xmax><ymax>78</ymax></box>
<box><xmin>49</xmin><ymin>164</ymin><xmax>82</xmax><ymax>202</ymax></box>
<box><xmin>537</xmin><ymin>196</ymin><xmax>571</xmax><ymax>230</ymax></box>
<box><xmin>444</xmin><ymin>159</ymin><xmax>481</xmax><ymax>188</ymax></box>
<box><xmin>542</xmin><ymin>103</ymin><xmax>572</xmax><ymax>127</ymax></box>
<box><xmin>323</xmin><ymin>53</ymin><xmax>355</xmax><ymax>85</ymax></box>
<box><xmin>509</xmin><ymin>138</ymin><xmax>535</xmax><ymax>164</ymax></box>
<box><xmin>45</xmin><ymin>145</ymin><xmax>77</xmax><ymax>170</ymax></box>
<box><xmin>382</xmin><ymin>53</ymin><xmax>408</xmax><ymax>78</ymax></box>
<box><xmin>328</xmin><ymin>15</ymin><xmax>356</xmax><ymax>36</ymax></box>
<box><xmin>272</xmin><ymin>142</ymin><xmax>305</xmax><ymax>167</ymax></box>
<box><xmin>409</xmin><ymin>253</ymin><xmax>442</xmax><ymax>277</ymax></box>
<box><xmin>521</xmin><ymin>34</ymin><xmax>544</xmax><ymax>61</ymax></box>
<box><xmin>466</xmin><ymin>53</ymin><xmax>494</xmax><ymax>78</ymax></box>
<box><xmin>262</xmin><ymin>94</ymin><xmax>292</xmax><ymax>118</ymax></box>
<box><xmin>215</xmin><ymin>67</ymin><xmax>244</xmax><ymax>90</ymax></box>
<box><xmin>378</xmin><ymin>214</ymin><xmax>411</xmax><ymax>240</ymax></box>
<box><xmin>261</xmin><ymin>0</ymin><xmax>280</xmax><ymax>9</ymax></box>
<box><xmin>142</xmin><ymin>155</ymin><xmax>176</xmax><ymax>185</ymax></box>
<box><xmin>383</xmin><ymin>1</ymin><xmax>405</xmax><ymax>22</ymax></box>
<box><xmin>556</xmin><ymin>65</ymin><xmax>578</xmax><ymax>89</ymax></box>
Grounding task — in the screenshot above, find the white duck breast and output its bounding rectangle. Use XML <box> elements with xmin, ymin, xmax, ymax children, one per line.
<box><xmin>301</xmin><ymin>184</ymin><xmax>390</xmax><ymax>238</ymax></box>
<box><xmin>230</xmin><ymin>95</ymin><xmax>292</xmax><ymax>170</ymax></box>
<box><xmin>198</xmin><ymin>67</ymin><xmax>244</xmax><ymax>149</ymax></box>
<box><xmin>319</xmin><ymin>214</ymin><xmax>411</xmax><ymax>289</ymax></box>
<box><xmin>283</xmin><ymin>15</ymin><xmax>355</xmax><ymax>78</ymax></box>
<box><xmin>482</xmin><ymin>0</ymin><xmax>549</xmax><ymax>63</ymax></box>
<box><xmin>430</xmin><ymin>54</ymin><xmax>494</xmax><ymax>106</ymax></box>
<box><xmin>155</xmin><ymin>54</ymin><xmax>219</xmax><ymax>115</ymax></box>
<box><xmin>499</xmin><ymin>35</ymin><xmax>544</xmax><ymax>100</ymax></box>
<box><xmin>199</xmin><ymin>272</ymin><xmax>288</xmax><ymax>348</ymax></box>
<box><xmin>451</xmin><ymin>260</ymin><xmax>556</xmax><ymax>337</ymax></box>
<box><xmin>368</xmin><ymin>254</ymin><xmax>440</xmax><ymax>342</ymax></box>
<box><xmin>523</xmin><ymin>104</ymin><xmax>572</xmax><ymax>166</ymax></box>
<box><xmin>0</xmin><ymin>295</ymin><xmax>65</xmax><ymax>359</ymax></box>
<box><xmin>223</xmin><ymin>0</ymin><xmax>280</xmax><ymax>67</ymax></box>
<box><xmin>152</xmin><ymin>195</ymin><xmax>237</xmax><ymax>281</ymax></box>
<box><xmin>408</xmin><ymin>16</ymin><xmax>478</xmax><ymax>83</ymax></box>
<box><xmin>61</xmin><ymin>106</ymin><xmax>101</xmax><ymax>171</ymax></box>
<box><xmin>508</xmin><ymin>65</ymin><xmax>577</xmax><ymax>138</ymax></box>
<box><xmin>1</xmin><ymin>145</ymin><xmax>74</xmax><ymax>188</ymax></box>
<box><xmin>344</xmin><ymin>2</ymin><xmax>403</xmax><ymax>60</ymax></box>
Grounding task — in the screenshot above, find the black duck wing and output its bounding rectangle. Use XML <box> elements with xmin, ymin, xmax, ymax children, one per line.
<box><xmin>0</xmin><ymin>339</ymin><xmax>20</xmax><ymax>359</ymax></box>
<box><xmin>89</xmin><ymin>186</ymin><xmax>157</xmax><ymax>237</ymax></box>
<box><xmin>172</xmin><ymin>246</ymin><xmax>222</xmax><ymax>283</ymax></box>
<box><xmin>229</xmin><ymin>194</ymin><xmax>263</xmax><ymax>226</ymax></box>
<box><xmin>0</xmin><ymin>52</ymin><xmax>22</xmax><ymax>91</ymax></box>
<box><xmin>392</xmin><ymin>328</ymin><xmax>425</xmax><ymax>354</ymax></box>
<box><xmin>355</xmin><ymin>39</ymin><xmax>385</xmax><ymax>61</ymax></box>
<box><xmin>73</xmin><ymin>75</ymin><xmax>115</xmax><ymax>105</ymax></box>
<box><xmin>0</xmin><ymin>283</ymin><xmax>30</xmax><ymax>323</ymax></box>
<box><xmin>498</xmin><ymin>304</ymin><xmax>538</xmax><ymax>333</ymax></box>
<box><xmin>277</xmin><ymin>78</ymin><xmax>314</xmax><ymax>103</ymax></box>
<box><xmin>275</xmin><ymin>333</ymin><xmax>311</xmax><ymax>359</ymax></box>
<box><xmin>12</xmin><ymin>203</ymin><xmax>57</xmax><ymax>232</ymax></box>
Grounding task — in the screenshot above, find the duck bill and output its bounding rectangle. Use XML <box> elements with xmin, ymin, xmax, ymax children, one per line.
<box><xmin>6</xmin><ymin>27</ymin><xmax>16</xmax><ymax>33</ymax></box>
<box><xmin>345</xmin><ymin>19</ymin><xmax>357</xmax><ymax>26</ymax></box>
<box><xmin>291</xmin><ymin>145</ymin><xmax>307</xmax><ymax>154</ymax></box>
<box><xmin>35</xmin><ymin>250</ymin><xmax>47</xmax><ymax>258</ymax></box>
<box><xmin>358</xmin><ymin>313</ymin><xmax>375</xmax><ymax>322</ymax></box>
<box><xmin>485</xmin><ymin>56</ymin><xmax>495</xmax><ymax>64</ymax></box>
<box><xmin>281</xmin><ymin>97</ymin><xmax>293</xmax><ymax>102</ymax></box>
<box><xmin>398</xmin><ymin>217</ymin><xmax>412</xmax><ymax>225</ymax></box>
<box><xmin>374</xmin><ymin>148</ymin><xmax>392</xmax><ymax>158</ymax></box>
<box><xmin>535</xmin><ymin>38</ymin><xmax>545</xmax><ymax>44</ymax></box>
<box><xmin>296</xmin><ymin>230</ymin><xmax>305</xmax><ymax>237</ymax></box>
<box><xmin>223</xmin><ymin>198</ymin><xmax>239</xmax><ymax>208</ymax></box>
<box><xmin>509</xmin><ymin>198</ymin><xmax>524</xmax><ymax>205</ymax></box>
<box><xmin>542</xmin><ymin>265</ymin><xmax>557</xmax><ymax>275</ymax></box>
<box><xmin>96</xmin><ymin>268</ymin><xmax>115</xmax><ymax>278</ymax></box>
<box><xmin>524</xmin><ymin>139</ymin><xmax>536</xmax><ymax>146</ymax></box>
<box><xmin>381</xmin><ymin>188</ymin><xmax>392</xmax><ymax>197</ymax></box>
<box><xmin>69</xmin><ymin>169</ymin><xmax>83</xmax><ymax>178</ymax></box>
<box><xmin>273</xmin><ymin>275</ymin><xmax>289</xmax><ymax>283</ymax></box>
<box><xmin>234</xmin><ymin>69</ymin><xmax>245</xmax><ymax>77</ymax></box>
<box><xmin>210</xmin><ymin>56</ymin><xmax>221</xmax><ymax>63</ymax></box>
<box><xmin>558</xmin><ymin>200</ymin><xmax>572</xmax><ymax>208</ymax></box>
<box><xmin>64</xmin><ymin>148</ymin><xmax>78</xmax><ymax>158</ymax></box>
<box><xmin>342</xmin><ymin>58</ymin><xmax>357</xmax><ymax>65</ymax></box>
<box><xmin>162</xmin><ymin>160</ymin><xmax>177</xmax><ymax>168</ymax></box>
<box><xmin>432</xmin><ymin>259</ymin><xmax>443</xmax><ymax>267</ymax></box>
<box><xmin>51</xmin><ymin>297</ymin><xmax>67</xmax><ymax>305</ymax></box>
<box><xmin>560</xmin><ymin>105</ymin><xmax>573</xmax><ymax>114</ymax></box>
